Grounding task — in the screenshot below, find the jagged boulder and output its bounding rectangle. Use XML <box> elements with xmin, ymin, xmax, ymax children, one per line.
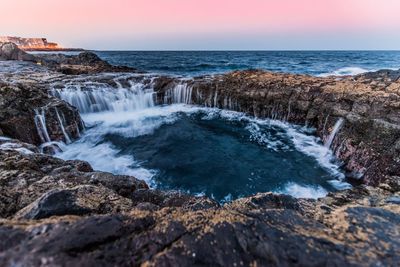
<box><xmin>37</xmin><ymin>51</ymin><xmax>136</xmax><ymax>74</ymax></box>
<box><xmin>0</xmin><ymin>150</ymin><xmax>148</xmax><ymax>218</ymax></box>
<box><xmin>0</xmin><ymin>42</ymin><xmax>36</xmax><ymax>61</ymax></box>
<box><xmin>14</xmin><ymin>185</ymin><xmax>134</xmax><ymax>220</ymax></box>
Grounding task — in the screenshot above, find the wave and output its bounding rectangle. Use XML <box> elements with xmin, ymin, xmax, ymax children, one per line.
<box><xmin>278</xmin><ymin>182</ymin><xmax>328</xmax><ymax>199</ymax></box>
<box><xmin>318</xmin><ymin>67</ymin><xmax>371</xmax><ymax>77</ymax></box>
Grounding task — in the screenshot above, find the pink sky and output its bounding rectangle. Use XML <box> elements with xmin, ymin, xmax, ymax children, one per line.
<box><xmin>1</xmin><ymin>0</ymin><xmax>400</xmax><ymax>50</ymax></box>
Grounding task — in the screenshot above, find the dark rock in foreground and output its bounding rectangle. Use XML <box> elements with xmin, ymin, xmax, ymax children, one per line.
<box><xmin>0</xmin><ymin>155</ymin><xmax>398</xmax><ymax>266</ymax></box>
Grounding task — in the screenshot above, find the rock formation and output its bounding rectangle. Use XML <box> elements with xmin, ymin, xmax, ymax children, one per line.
<box><xmin>37</xmin><ymin>51</ymin><xmax>137</xmax><ymax>74</ymax></box>
<box><xmin>0</xmin><ymin>36</ymin><xmax>72</xmax><ymax>51</ymax></box>
<box><xmin>0</xmin><ymin>42</ymin><xmax>36</xmax><ymax>61</ymax></box>
<box><xmin>0</xmin><ymin>57</ymin><xmax>399</xmax><ymax>266</ymax></box>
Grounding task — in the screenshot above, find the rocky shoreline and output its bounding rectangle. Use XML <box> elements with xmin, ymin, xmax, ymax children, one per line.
<box><xmin>0</xmin><ymin>45</ymin><xmax>399</xmax><ymax>266</ymax></box>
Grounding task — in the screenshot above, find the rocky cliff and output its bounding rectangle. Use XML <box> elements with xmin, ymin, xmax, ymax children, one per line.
<box><xmin>0</xmin><ymin>36</ymin><xmax>61</xmax><ymax>51</ymax></box>
<box><xmin>0</xmin><ymin>59</ymin><xmax>399</xmax><ymax>266</ymax></box>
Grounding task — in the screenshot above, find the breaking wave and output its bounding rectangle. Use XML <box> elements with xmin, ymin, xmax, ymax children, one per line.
<box><xmin>318</xmin><ymin>67</ymin><xmax>371</xmax><ymax>77</ymax></box>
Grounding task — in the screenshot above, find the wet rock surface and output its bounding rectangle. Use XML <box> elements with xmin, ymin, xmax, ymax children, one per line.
<box><xmin>0</xmin><ymin>60</ymin><xmax>399</xmax><ymax>266</ymax></box>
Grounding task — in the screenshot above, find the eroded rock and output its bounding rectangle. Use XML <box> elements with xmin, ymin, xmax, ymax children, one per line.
<box><xmin>0</xmin><ymin>42</ymin><xmax>36</xmax><ymax>62</ymax></box>
<box><xmin>14</xmin><ymin>185</ymin><xmax>133</xmax><ymax>220</ymax></box>
<box><xmin>37</xmin><ymin>52</ymin><xmax>137</xmax><ymax>75</ymax></box>
<box><xmin>0</xmin><ymin>187</ymin><xmax>398</xmax><ymax>267</ymax></box>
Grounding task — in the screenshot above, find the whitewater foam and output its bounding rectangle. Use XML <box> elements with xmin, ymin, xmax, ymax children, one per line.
<box><xmin>318</xmin><ymin>67</ymin><xmax>371</xmax><ymax>77</ymax></box>
<box><xmin>279</xmin><ymin>182</ymin><xmax>328</xmax><ymax>199</ymax></box>
<box><xmin>50</xmin><ymin>75</ymin><xmax>155</xmax><ymax>113</ymax></box>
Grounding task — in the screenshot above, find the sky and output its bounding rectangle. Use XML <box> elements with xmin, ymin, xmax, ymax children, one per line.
<box><xmin>1</xmin><ymin>0</ymin><xmax>400</xmax><ymax>50</ymax></box>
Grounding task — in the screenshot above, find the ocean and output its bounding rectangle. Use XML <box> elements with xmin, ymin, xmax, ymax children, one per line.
<box><xmin>96</xmin><ymin>50</ymin><xmax>400</xmax><ymax>77</ymax></box>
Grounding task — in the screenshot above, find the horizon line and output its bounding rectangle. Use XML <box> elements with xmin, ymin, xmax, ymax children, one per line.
<box><xmin>90</xmin><ymin>49</ymin><xmax>400</xmax><ymax>52</ymax></box>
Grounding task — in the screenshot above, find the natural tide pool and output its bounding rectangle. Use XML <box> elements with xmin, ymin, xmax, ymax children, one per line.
<box><xmin>56</xmin><ymin>105</ymin><xmax>351</xmax><ymax>202</ymax></box>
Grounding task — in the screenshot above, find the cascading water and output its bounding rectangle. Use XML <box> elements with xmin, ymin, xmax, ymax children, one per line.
<box><xmin>50</xmin><ymin>77</ymin><xmax>156</xmax><ymax>113</ymax></box>
<box><xmin>164</xmin><ymin>83</ymin><xmax>193</xmax><ymax>104</ymax></box>
<box><xmin>213</xmin><ymin>90</ymin><xmax>218</xmax><ymax>107</ymax></box>
<box><xmin>55</xmin><ymin>107</ymin><xmax>72</xmax><ymax>144</ymax></box>
<box><xmin>49</xmin><ymin>74</ymin><xmax>350</xmax><ymax>201</ymax></box>
<box><xmin>325</xmin><ymin>118</ymin><xmax>344</xmax><ymax>148</ymax></box>
<box><xmin>34</xmin><ymin>108</ymin><xmax>51</xmax><ymax>143</ymax></box>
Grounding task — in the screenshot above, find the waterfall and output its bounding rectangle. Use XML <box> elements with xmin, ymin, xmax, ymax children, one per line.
<box><xmin>213</xmin><ymin>90</ymin><xmax>218</xmax><ymax>107</ymax></box>
<box><xmin>34</xmin><ymin>108</ymin><xmax>51</xmax><ymax>143</ymax></box>
<box><xmin>55</xmin><ymin>107</ymin><xmax>72</xmax><ymax>144</ymax></box>
<box><xmin>325</xmin><ymin>118</ymin><xmax>344</xmax><ymax>148</ymax></box>
<box><xmin>286</xmin><ymin>102</ymin><xmax>291</xmax><ymax>121</ymax></box>
<box><xmin>50</xmin><ymin>80</ymin><xmax>155</xmax><ymax>114</ymax></box>
<box><xmin>166</xmin><ymin>83</ymin><xmax>192</xmax><ymax>104</ymax></box>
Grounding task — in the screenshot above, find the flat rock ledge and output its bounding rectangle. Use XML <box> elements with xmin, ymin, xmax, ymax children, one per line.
<box><xmin>0</xmin><ymin>59</ymin><xmax>399</xmax><ymax>266</ymax></box>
